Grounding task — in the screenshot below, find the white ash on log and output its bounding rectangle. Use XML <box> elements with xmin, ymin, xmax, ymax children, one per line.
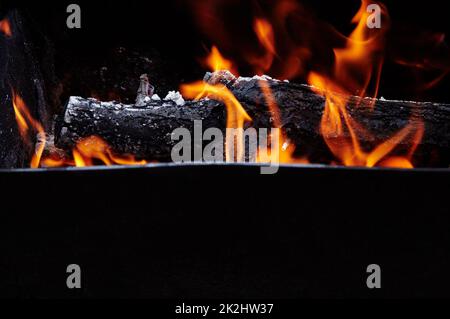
<box><xmin>56</xmin><ymin>71</ymin><xmax>450</xmax><ymax>166</ymax></box>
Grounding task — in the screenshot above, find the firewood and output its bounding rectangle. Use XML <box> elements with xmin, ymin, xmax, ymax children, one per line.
<box><xmin>56</xmin><ymin>72</ymin><xmax>450</xmax><ymax>166</ymax></box>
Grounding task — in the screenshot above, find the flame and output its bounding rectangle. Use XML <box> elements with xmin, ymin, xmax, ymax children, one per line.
<box><xmin>254</xmin><ymin>19</ymin><xmax>276</xmax><ymax>57</ymax></box>
<box><xmin>12</xmin><ymin>92</ymin><xmax>146</xmax><ymax>168</ymax></box>
<box><xmin>252</xmin><ymin>18</ymin><xmax>277</xmax><ymax>74</ymax></box>
<box><xmin>307</xmin><ymin>1</ymin><xmax>423</xmax><ymax>168</ymax></box>
<box><xmin>180</xmin><ymin>81</ymin><xmax>252</xmax><ymax>161</ymax></box>
<box><xmin>40</xmin><ymin>156</ymin><xmax>74</xmax><ymax>168</ymax></box>
<box><xmin>0</xmin><ymin>18</ymin><xmax>11</xmax><ymax>37</ymax></box>
<box><xmin>256</xmin><ymin>80</ymin><xmax>308</xmax><ymax>164</ymax></box>
<box><xmin>42</xmin><ymin>136</ymin><xmax>147</xmax><ymax>168</ymax></box>
<box><xmin>12</xmin><ymin>92</ymin><xmax>46</xmax><ymax>168</ymax></box>
<box><xmin>188</xmin><ymin>0</ymin><xmax>312</xmax><ymax>79</ymax></box>
<box><xmin>205</xmin><ymin>46</ymin><xmax>236</xmax><ymax>74</ymax></box>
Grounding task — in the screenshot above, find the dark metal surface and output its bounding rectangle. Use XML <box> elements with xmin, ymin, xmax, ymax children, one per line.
<box><xmin>0</xmin><ymin>164</ymin><xmax>449</xmax><ymax>298</ymax></box>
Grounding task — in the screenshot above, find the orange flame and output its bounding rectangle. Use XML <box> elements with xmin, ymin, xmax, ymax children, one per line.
<box><xmin>12</xmin><ymin>92</ymin><xmax>46</xmax><ymax>168</ymax></box>
<box><xmin>70</xmin><ymin>136</ymin><xmax>147</xmax><ymax>167</ymax></box>
<box><xmin>307</xmin><ymin>1</ymin><xmax>423</xmax><ymax>168</ymax></box>
<box><xmin>205</xmin><ymin>46</ymin><xmax>237</xmax><ymax>74</ymax></box>
<box><xmin>40</xmin><ymin>156</ymin><xmax>75</xmax><ymax>168</ymax></box>
<box><xmin>0</xmin><ymin>18</ymin><xmax>12</xmax><ymax>37</ymax></box>
<box><xmin>12</xmin><ymin>92</ymin><xmax>147</xmax><ymax>169</ymax></box>
<box><xmin>41</xmin><ymin>136</ymin><xmax>147</xmax><ymax>168</ymax></box>
<box><xmin>252</xmin><ymin>18</ymin><xmax>277</xmax><ymax>74</ymax></box>
<box><xmin>180</xmin><ymin>81</ymin><xmax>252</xmax><ymax>161</ymax></box>
<box><xmin>331</xmin><ymin>0</ymin><xmax>385</xmax><ymax>101</ymax></box>
<box><xmin>188</xmin><ymin>0</ymin><xmax>313</xmax><ymax>79</ymax></box>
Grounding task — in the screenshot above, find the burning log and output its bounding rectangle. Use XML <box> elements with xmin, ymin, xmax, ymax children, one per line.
<box><xmin>56</xmin><ymin>72</ymin><xmax>450</xmax><ymax>166</ymax></box>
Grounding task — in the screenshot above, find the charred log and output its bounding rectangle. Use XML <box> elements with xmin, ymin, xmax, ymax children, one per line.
<box><xmin>56</xmin><ymin>97</ymin><xmax>225</xmax><ymax>161</ymax></box>
<box><xmin>56</xmin><ymin>72</ymin><xmax>450</xmax><ymax>167</ymax></box>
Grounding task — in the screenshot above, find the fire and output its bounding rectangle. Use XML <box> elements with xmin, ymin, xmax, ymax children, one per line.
<box><xmin>188</xmin><ymin>0</ymin><xmax>312</xmax><ymax>79</ymax></box>
<box><xmin>12</xmin><ymin>91</ymin><xmax>146</xmax><ymax>169</ymax></box>
<box><xmin>41</xmin><ymin>136</ymin><xmax>147</xmax><ymax>168</ymax></box>
<box><xmin>69</xmin><ymin>136</ymin><xmax>147</xmax><ymax>167</ymax></box>
<box><xmin>307</xmin><ymin>1</ymin><xmax>423</xmax><ymax>168</ymax></box>
<box><xmin>0</xmin><ymin>18</ymin><xmax>12</xmax><ymax>37</ymax></box>
<box><xmin>254</xmin><ymin>19</ymin><xmax>276</xmax><ymax>57</ymax></box>
<box><xmin>331</xmin><ymin>0</ymin><xmax>385</xmax><ymax>101</ymax></box>
<box><xmin>6</xmin><ymin>1</ymin><xmax>436</xmax><ymax>170</ymax></box>
<box><xmin>257</xmin><ymin>80</ymin><xmax>308</xmax><ymax>164</ymax></box>
<box><xmin>205</xmin><ymin>46</ymin><xmax>236</xmax><ymax>74</ymax></box>
<box><xmin>190</xmin><ymin>1</ymin><xmax>423</xmax><ymax>168</ymax></box>
<box><xmin>180</xmin><ymin>81</ymin><xmax>252</xmax><ymax>161</ymax></box>
<box><xmin>252</xmin><ymin>18</ymin><xmax>276</xmax><ymax>74</ymax></box>
<box><xmin>12</xmin><ymin>92</ymin><xmax>46</xmax><ymax>168</ymax></box>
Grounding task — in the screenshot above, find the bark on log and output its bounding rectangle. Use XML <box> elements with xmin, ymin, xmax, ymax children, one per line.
<box><xmin>56</xmin><ymin>72</ymin><xmax>450</xmax><ymax>166</ymax></box>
